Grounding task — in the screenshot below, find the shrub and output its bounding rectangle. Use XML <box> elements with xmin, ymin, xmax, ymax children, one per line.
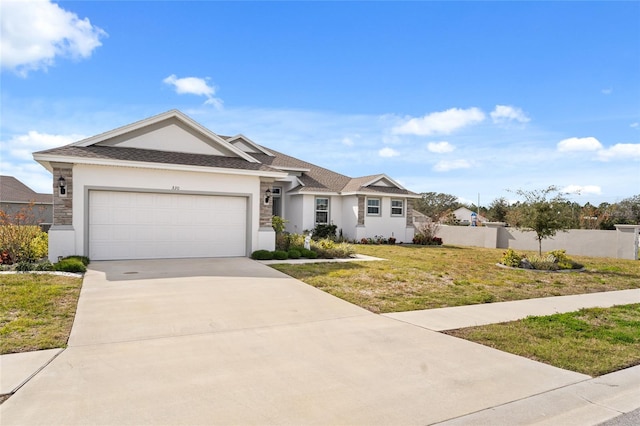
<box><xmin>272</xmin><ymin>250</ymin><xmax>289</xmax><ymax>260</ymax></box>
<box><xmin>312</xmin><ymin>224</ymin><xmax>337</xmax><ymax>240</ymax></box>
<box><xmin>527</xmin><ymin>254</ymin><xmax>559</xmax><ymax>271</ymax></box>
<box><xmin>15</xmin><ymin>261</ymin><xmax>35</xmax><ymax>272</ymax></box>
<box><xmin>412</xmin><ymin>234</ymin><xmax>443</xmax><ymax>245</ymax></box>
<box><xmin>548</xmin><ymin>249</ymin><xmax>583</xmax><ymax>269</ymax></box>
<box><xmin>251</xmin><ymin>250</ymin><xmax>274</xmax><ymax>260</ymax></box>
<box><xmin>272</xmin><ymin>216</ymin><xmax>288</xmax><ymax>234</ymax></box>
<box><xmin>287</xmin><ymin>248</ymin><xmax>301</xmax><ymax>259</ymax></box>
<box><xmin>34</xmin><ymin>260</ymin><xmax>54</xmax><ymax>271</ymax></box>
<box><xmin>501</xmin><ymin>249</ymin><xmax>522</xmax><ymax>268</ymax></box>
<box><xmin>54</xmin><ymin>258</ymin><xmax>87</xmax><ymax>273</ymax></box>
<box><xmin>62</xmin><ymin>255</ymin><xmax>91</xmax><ymax>266</ymax></box>
<box><xmin>28</xmin><ymin>232</ymin><xmax>48</xmax><ymax>261</ymax></box>
<box><xmin>311</xmin><ymin>239</ymin><xmax>355</xmax><ymax>259</ymax></box>
<box><xmin>300</xmin><ymin>248</ymin><xmax>318</xmax><ymax>259</ymax></box>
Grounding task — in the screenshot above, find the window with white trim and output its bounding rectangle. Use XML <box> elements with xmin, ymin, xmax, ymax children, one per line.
<box><xmin>391</xmin><ymin>199</ymin><xmax>404</xmax><ymax>216</ymax></box>
<box><xmin>315</xmin><ymin>197</ymin><xmax>329</xmax><ymax>224</ymax></box>
<box><xmin>367</xmin><ymin>198</ymin><xmax>381</xmax><ymax>215</ymax></box>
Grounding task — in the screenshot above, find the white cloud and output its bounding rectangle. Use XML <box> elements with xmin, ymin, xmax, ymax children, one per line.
<box><xmin>2</xmin><ymin>131</ymin><xmax>84</xmax><ymax>160</ymax></box>
<box><xmin>427</xmin><ymin>141</ymin><xmax>455</xmax><ymax>153</ymax></box>
<box><xmin>597</xmin><ymin>143</ymin><xmax>640</xmax><ymax>161</ymax></box>
<box><xmin>557</xmin><ymin>137</ymin><xmax>603</xmax><ymax>152</ymax></box>
<box><xmin>601</xmin><ymin>88</ymin><xmax>612</xmax><ymax>95</ymax></box>
<box><xmin>631</xmin><ymin>122</ymin><xmax>639</xmax><ymax>128</ymax></box>
<box><xmin>378</xmin><ymin>147</ymin><xmax>400</xmax><ymax>158</ymax></box>
<box><xmin>490</xmin><ymin>105</ymin><xmax>530</xmax><ymax>124</ymax></box>
<box><xmin>0</xmin><ymin>0</ymin><xmax>106</xmax><ymax>76</ymax></box>
<box><xmin>163</xmin><ymin>74</ymin><xmax>223</xmax><ymax>108</ymax></box>
<box><xmin>433</xmin><ymin>159</ymin><xmax>471</xmax><ymax>172</ymax></box>
<box><xmin>562</xmin><ymin>185</ymin><xmax>602</xmax><ymax>195</ymax></box>
<box><xmin>342</xmin><ymin>137</ymin><xmax>354</xmax><ymax>146</ymax></box>
<box><xmin>392</xmin><ymin>107</ymin><xmax>485</xmax><ymax>136</ymax></box>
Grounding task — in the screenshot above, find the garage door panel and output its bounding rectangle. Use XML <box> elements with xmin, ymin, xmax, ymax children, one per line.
<box><xmin>89</xmin><ymin>191</ymin><xmax>247</xmax><ymax>260</ymax></box>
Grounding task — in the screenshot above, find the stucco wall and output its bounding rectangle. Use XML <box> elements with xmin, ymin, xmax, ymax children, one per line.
<box><xmin>341</xmin><ymin>196</ymin><xmax>359</xmax><ymax>240</ymax></box>
<box><xmin>435</xmin><ymin>223</ymin><xmax>639</xmax><ymax>260</ymax></box>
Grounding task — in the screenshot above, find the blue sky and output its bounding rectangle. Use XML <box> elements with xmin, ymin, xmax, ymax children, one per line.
<box><xmin>2</xmin><ymin>1</ymin><xmax>639</xmax><ymax>206</ymax></box>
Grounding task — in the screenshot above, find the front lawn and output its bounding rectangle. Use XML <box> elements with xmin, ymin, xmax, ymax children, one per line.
<box><xmin>445</xmin><ymin>304</ymin><xmax>640</xmax><ymax>376</ymax></box>
<box><xmin>0</xmin><ymin>274</ymin><xmax>83</xmax><ymax>354</ymax></box>
<box><xmin>271</xmin><ymin>245</ymin><xmax>640</xmax><ymax>313</ymax></box>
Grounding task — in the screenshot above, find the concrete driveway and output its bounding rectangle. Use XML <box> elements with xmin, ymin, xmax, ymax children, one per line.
<box><xmin>1</xmin><ymin>258</ymin><xmax>588</xmax><ymax>425</ymax></box>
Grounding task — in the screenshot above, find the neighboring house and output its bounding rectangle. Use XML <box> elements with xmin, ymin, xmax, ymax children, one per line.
<box><xmin>0</xmin><ymin>175</ymin><xmax>53</xmax><ymax>229</ymax></box>
<box><xmin>33</xmin><ymin>110</ymin><xmax>419</xmax><ymax>261</ymax></box>
<box><xmin>450</xmin><ymin>207</ymin><xmax>488</xmax><ymax>226</ymax></box>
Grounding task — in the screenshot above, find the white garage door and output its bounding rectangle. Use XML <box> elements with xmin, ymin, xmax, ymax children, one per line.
<box><xmin>89</xmin><ymin>191</ymin><xmax>247</xmax><ymax>260</ymax></box>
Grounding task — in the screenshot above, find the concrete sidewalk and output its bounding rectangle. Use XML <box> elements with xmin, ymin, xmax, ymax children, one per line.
<box><xmin>383</xmin><ymin>288</ymin><xmax>640</xmax><ymax>331</ymax></box>
<box><xmin>1</xmin><ymin>259</ymin><xmax>638</xmax><ymax>425</ymax></box>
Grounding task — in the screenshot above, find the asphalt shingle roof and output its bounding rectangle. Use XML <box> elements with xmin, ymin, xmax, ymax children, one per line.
<box><xmin>0</xmin><ymin>176</ymin><xmax>52</xmax><ymax>204</ymax></box>
<box><xmin>34</xmin><ymin>145</ymin><xmax>282</xmax><ymax>173</ymax></box>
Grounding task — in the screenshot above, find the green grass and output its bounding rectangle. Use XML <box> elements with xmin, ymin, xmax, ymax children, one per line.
<box><xmin>445</xmin><ymin>304</ymin><xmax>640</xmax><ymax>376</ymax></box>
<box><xmin>271</xmin><ymin>245</ymin><xmax>640</xmax><ymax>313</ymax></box>
<box><xmin>0</xmin><ymin>274</ymin><xmax>83</xmax><ymax>354</ymax></box>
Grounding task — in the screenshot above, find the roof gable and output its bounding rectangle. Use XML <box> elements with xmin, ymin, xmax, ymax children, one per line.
<box><xmin>225</xmin><ymin>135</ymin><xmax>274</xmax><ymax>156</ymax></box>
<box><xmin>74</xmin><ymin>110</ymin><xmax>259</xmax><ymax>163</ymax></box>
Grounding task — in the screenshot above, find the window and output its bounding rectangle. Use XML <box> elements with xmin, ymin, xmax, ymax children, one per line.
<box><xmin>367</xmin><ymin>198</ymin><xmax>381</xmax><ymax>215</ymax></box>
<box><xmin>272</xmin><ymin>187</ymin><xmax>282</xmax><ymax>217</ymax></box>
<box><xmin>315</xmin><ymin>197</ymin><xmax>329</xmax><ymax>224</ymax></box>
<box><xmin>391</xmin><ymin>199</ymin><xmax>404</xmax><ymax>216</ymax></box>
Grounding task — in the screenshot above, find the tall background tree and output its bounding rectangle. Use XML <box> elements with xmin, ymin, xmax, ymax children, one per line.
<box><xmin>413</xmin><ymin>192</ymin><xmax>461</xmax><ymax>221</ymax></box>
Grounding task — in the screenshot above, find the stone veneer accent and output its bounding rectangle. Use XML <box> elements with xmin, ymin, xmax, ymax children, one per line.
<box><xmin>52</xmin><ymin>164</ymin><xmax>73</xmax><ymax>226</ymax></box>
<box><xmin>357</xmin><ymin>196</ymin><xmax>365</xmax><ymax>225</ymax></box>
<box><xmin>406</xmin><ymin>199</ymin><xmax>414</xmax><ymax>227</ymax></box>
<box><xmin>259</xmin><ymin>180</ymin><xmax>274</xmax><ymax>227</ymax></box>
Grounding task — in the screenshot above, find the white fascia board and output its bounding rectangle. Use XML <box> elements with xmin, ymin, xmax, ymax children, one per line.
<box><xmin>32</xmin><ymin>154</ymin><xmax>288</xmax><ymax>179</ymax></box>
<box><xmin>287</xmin><ymin>190</ymin><xmax>340</xmax><ymax>197</ymax></box>
<box><xmin>226</xmin><ymin>134</ymin><xmax>274</xmax><ymax>156</ymax></box>
<box><xmin>72</xmin><ymin>110</ymin><xmax>261</xmax><ymax>164</ymax></box>
<box><xmin>340</xmin><ymin>191</ymin><xmax>422</xmax><ymax>199</ymax></box>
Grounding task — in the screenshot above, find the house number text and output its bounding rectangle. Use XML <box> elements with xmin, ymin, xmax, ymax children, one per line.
<box><xmin>171</xmin><ymin>186</ymin><xmax>180</xmax><ymax>191</ymax></box>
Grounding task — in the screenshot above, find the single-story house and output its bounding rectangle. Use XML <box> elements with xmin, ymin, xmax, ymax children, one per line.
<box><xmin>33</xmin><ymin>110</ymin><xmax>420</xmax><ymax>261</ymax></box>
<box><xmin>450</xmin><ymin>207</ymin><xmax>488</xmax><ymax>226</ymax></box>
<box><xmin>0</xmin><ymin>175</ymin><xmax>53</xmax><ymax>230</ymax></box>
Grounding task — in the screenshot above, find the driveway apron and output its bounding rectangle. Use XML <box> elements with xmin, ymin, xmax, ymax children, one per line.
<box><xmin>1</xmin><ymin>258</ymin><xmax>588</xmax><ymax>425</ymax></box>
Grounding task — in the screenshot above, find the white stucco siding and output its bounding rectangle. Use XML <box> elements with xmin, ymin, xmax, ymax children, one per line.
<box><xmin>72</xmin><ymin>164</ymin><xmax>261</xmax><ymax>257</ymax></box>
<box><xmin>360</xmin><ymin>197</ymin><xmax>410</xmax><ymax>242</ymax></box>
<box><xmin>97</xmin><ymin>120</ymin><xmax>232</xmax><ymax>156</ymax></box>
<box><xmin>340</xmin><ymin>196</ymin><xmax>359</xmax><ymax>240</ymax></box>
<box><xmin>284</xmin><ymin>195</ymin><xmax>304</xmax><ymax>234</ymax></box>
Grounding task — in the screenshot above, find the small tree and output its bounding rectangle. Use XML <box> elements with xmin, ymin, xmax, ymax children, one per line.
<box><xmin>509</xmin><ymin>186</ymin><xmax>572</xmax><ymax>255</ymax></box>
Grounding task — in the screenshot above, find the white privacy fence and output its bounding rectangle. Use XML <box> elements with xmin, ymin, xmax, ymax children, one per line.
<box><xmin>436</xmin><ymin>223</ymin><xmax>640</xmax><ymax>260</ymax></box>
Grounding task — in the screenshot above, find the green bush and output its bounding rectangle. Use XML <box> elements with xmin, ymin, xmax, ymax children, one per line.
<box><xmin>312</xmin><ymin>224</ymin><xmax>337</xmax><ymax>240</ymax></box>
<box><xmin>501</xmin><ymin>249</ymin><xmax>522</xmax><ymax>267</ymax></box>
<box><xmin>15</xmin><ymin>261</ymin><xmax>34</xmax><ymax>272</ymax></box>
<box><xmin>28</xmin><ymin>231</ymin><xmax>48</xmax><ymax>260</ymax></box>
<box><xmin>62</xmin><ymin>255</ymin><xmax>91</xmax><ymax>266</ymax></box>
<box><xmin>272</xmin><ymin>250</ymin><xmax>289</xmax><ymax>260</ymax></box>
<box><xmin>251</xmin><ymin>250</ymin><xmax>274</xmax><ymax>260</ymax></box>
<box><xmin>548</xmin><ymin>249</ymin><xmax>583</xmax><ymax>269</ymax></box>
<box><xmin>54</xmin><ymin>258</ymin><xmax>87</xmax><ymax>273</ymax></box>
<box><xmin>287</xmin><ymin>249</ymin><xmax>301</xmax><ymax>259</ymax></box>
<box><xmin>300</xmin><ymin>248</ymin><xmax>318</xmax><ymax>259</ymax></box>
<box><xmin>34</xmin><ymin>260</ymin><xmax>54</xmax><ymax>271</ymax></box>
